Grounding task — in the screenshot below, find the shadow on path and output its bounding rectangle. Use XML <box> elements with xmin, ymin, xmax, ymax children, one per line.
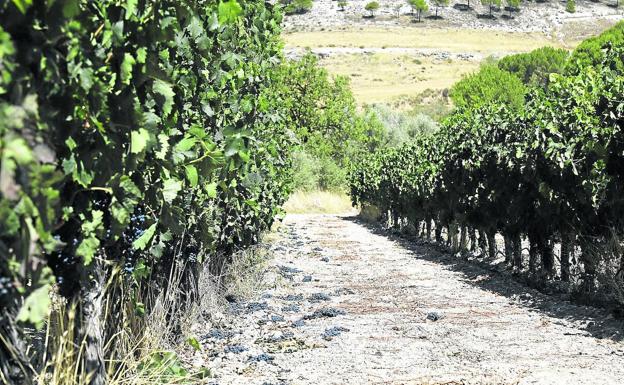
<box><xmin>343</xmin><ymin>215</ymin><xmax>624</xmax><ymax>342</ymax></box>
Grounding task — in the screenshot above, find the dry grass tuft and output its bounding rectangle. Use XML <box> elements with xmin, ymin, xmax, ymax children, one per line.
<box><xmin>283</xmin><ymin>191</ymin><xmax>356</xmax><ymax>214</ymax></box>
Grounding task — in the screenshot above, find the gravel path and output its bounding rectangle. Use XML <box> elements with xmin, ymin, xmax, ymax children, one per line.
<box><xmin>198</xmin><ymin>214</ymin><xmax>624</xmax><ymax>384</ymax></box>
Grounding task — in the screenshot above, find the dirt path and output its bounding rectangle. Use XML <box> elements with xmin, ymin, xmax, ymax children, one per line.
<box><xmin>198</xmin><ymin>214</ymin><xmax>624</xmax><ymax>385</ymax></box>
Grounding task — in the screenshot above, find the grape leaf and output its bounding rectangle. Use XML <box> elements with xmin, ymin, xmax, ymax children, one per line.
<box><xmin>218</xmin><ymin>0</ymin><xmax>243</xmax><ymax>25</ymax></box>
<box><xmin>133</xmin><ymin>223</ymin><xmax>158</xmax><ymax>250</ymax></box>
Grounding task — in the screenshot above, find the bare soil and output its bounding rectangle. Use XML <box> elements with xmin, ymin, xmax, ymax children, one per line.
<box><xmin>195</xmin><ymin>214</ymin><xmax>624</xmax><ymax>384</ymax></box>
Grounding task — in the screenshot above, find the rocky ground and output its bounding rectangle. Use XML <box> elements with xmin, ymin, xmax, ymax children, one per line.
<box><xmin>192</xmin><ymin>214</ymin><xmax>624</xmax><ymax>385</ymax></box>
<box><xmin>283</xmin><ymin>0</ymin><xmax>623</xmax><ymax>38</ymax></box>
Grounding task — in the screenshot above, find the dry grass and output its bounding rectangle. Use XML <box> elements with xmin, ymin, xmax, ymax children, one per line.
<box><xmin>222</xmin><ymin>246</ymin><xmax>272</xmax><ymax>301</ymax></box>
<box><xmin>283</xmin><ymin>27</ymin><xmax>578</xmax><ymax>105</ymax></box>
<box><xmin>33</xmin><ymin>263</ymin><xmax>213</xmax><ymax>385</ymax></box>
<box><xmin>319</xmin><ymin>52</ymin><xmax>479</xmax><ymax>104</ymax></box>
<box><xmin>283</xmin><ymin>27</ymin><xmax>573</xmax><ymax>52</ymax></box>
<box><xmin>283</xmin><ymin>191</ymin><xmax>356</xmax><ymax>214</ymax></box>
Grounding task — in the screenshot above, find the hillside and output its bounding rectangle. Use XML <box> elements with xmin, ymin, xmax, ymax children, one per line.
<box><xmin>282</xmin><ymin>1</ymin><xmax>623</xmax><ymax>105</ymax></box>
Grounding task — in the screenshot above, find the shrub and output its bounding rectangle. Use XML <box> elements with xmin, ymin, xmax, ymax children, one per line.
<box><xmin>566</xmin><ymin>20</ymin><xmax>624</xmax><ymax>75</ymax></box>
<box><xmin>498</xmin><ymin>47</ymin><xmax>569</xmax><ymax>88</ymax></box>
<box><xmin>365</xmin><ymin>1</ymin><xmax>381</xmax><ymax>16</ymax></box>
<box><xmin>282</xmin><ymin>0</ymin><xmax>314</xmax><ymax>15</ymax></box>
<box><xmin>566</xmin><ymin>0</ymin><xmax>576</xmax><ymax>13</ymax></box>
<box><xmin>449</xmin><ymin>64</ymin><xmax>527</xmax><ymax>111</ymax></box>
<box><xmin>369</xmin><ymin>105</ymin><xmax>438</xmax><ymax>147</ymax></box>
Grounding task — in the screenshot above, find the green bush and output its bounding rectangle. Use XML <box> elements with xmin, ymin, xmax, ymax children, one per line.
<box><xmin>369</xmin><ymin>105</ymin><xmax>438</xmax><ymax>147</ymax></box>
<box><xmin>498</xmin><ymin>47</ymin><xmax>568</xmax><ymax>88</ymax></box>
<box><xmin>449</xmin><ymin>64</ymin><xmax>527</xmax><ymax>111</ymax></box>
<box><xmin>566</xmin><ymin>20</ymin><xmax>624</xmax><ymax>75</ymax></box>
<box><xmin>275</xmin><ymin>54</ymin><xmax>384</xmax><ymax>191</ymax></box>
<box><xmin>365</xmin><ymin>1</ymin><xmax>380</xmax><ymax>16</ymax></box>
<box><xmin>282</xmin><ymin>0</ymin><xmax>313</xmax><ymax>15</ymax></box>
<box><xmin>566</xmin><ymin>0</ymin><xmax>576</xmax><ymax>13</ymax></box>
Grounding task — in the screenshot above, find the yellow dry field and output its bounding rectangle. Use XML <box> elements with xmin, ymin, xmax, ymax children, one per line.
<box><xmin>283</xmin><ymin>27</ymin><xmax>575</xmax><ymax>52</ymax></box>
<box><xmin>283</xmin><ymin>27</ymin><xmax>577</xmax><ymax>105</ymax></box>
<box><xmin>322</xmin><ymin>53</ymin><xmax>480</xmax><ymax>105</ymax></box>
<box><xmin>283</xmin><ymin>191</ymin><xmax>356</xmax><ymax>214</ymax></box>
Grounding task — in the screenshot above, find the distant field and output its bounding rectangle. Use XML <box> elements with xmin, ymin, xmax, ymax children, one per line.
<box><xmin>283</xmin><ymin>27</ymin><xmax>575</xmax><ymax>52</ymax></box>
<box><xmin>283</xmin><ymin>27</ymin><xmax>577</xmax><ymax>106</ymax></box>
<box><xmin>321</xmin><ymin>52</ymin><xmax>480</xmax><ymax>105</ymax></box>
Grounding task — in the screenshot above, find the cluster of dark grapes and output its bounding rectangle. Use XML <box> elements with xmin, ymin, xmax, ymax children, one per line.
<box><xmin>0</xmin><ymin>275</ymin><xmax>15</xmax><ymax>306</ymax></box>
<box><xmin>120</xmin><ymin>206</ymin><xmax>147</xmax><ymax>274</ymax></box>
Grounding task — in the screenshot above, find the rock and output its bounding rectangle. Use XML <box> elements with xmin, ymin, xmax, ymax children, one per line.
<box><xmin>302</xmin><ymin>275</ymin><xmax>313</xmax><ymax>282</ymax></box>
<box><xmin>292</xmin><ymin>319</ymin><xmax>306</xmax><ymax>328</ymax></box>
<box><xmin>282</xmin><ymin>294</ymin><xmax>304</xmax><ymax>302</ymax></box>
<box><xmin>247</xmin><ymin>302</ymin><xmax>269</xmax><ymax>313</ymax></box>
<box><xmin>266</xmin><ymin>331</ymin><xmax>295</xmax><ymax>342</ymax></box>
<box><xmin>304</xmin><ymin>307</ymin><xmax>346</xmax><ymax>320</ymax></box>
<box><xmin>204</xmin><ymin>328</ymin><xmax>233</xmax><ymax>341</ymax></box>
<box><xmin>322</xmin><ymin>326</ymin><xmax>350</xmax><ymax>340</ymax></box>
<box><xmin>426</xmin><ymin>312</ymin><xmax>443</xmax><ymax>321</ymax></box>
<box><xmin>321</xmin><ymin>256</ymin><xmax>330</xmax><ymax>262</ymax></box>
<box><xmin>308</xmin><ymin>293</ymin><xmax>331</xmax><ymax>303</ymax></box>
<box><xmin>282</xmin><ymin>304</ymin><xmax>301</xmax><ymax>313</ymax></box>
<box><xmin>248</xmin><ymin>353</ymin><xmax>275</xmax><ymax>363</ymax></box>
<box><xmin>224</xmin><ymin>344</ymin><xmax>247</xmax><ymax>354</ymax></box>
<box><xmin>333</xmin><ymin>288</ymin><xmax>355</xmax><ymax>296</ymax></box>
<box><xmin>279</xmin><ymin>265</ymin><xmax>303</xmax><ymax>274</ymax></box>
<box><xmin>225</xmin><ymin>294</ymin><xmax>239</xmax><ymax>303</ymax></box>
<box><xmin>270</xmin><ymin>315</ymin><xmax>285</xmax><ymax>322</ymax></box>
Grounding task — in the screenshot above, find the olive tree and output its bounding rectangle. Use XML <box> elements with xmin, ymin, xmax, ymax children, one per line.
<box><xmin>481</xmin><ymin>0</ymin><xmax>501</xmax><ymax>18</ymax></box>
<box><xmin>365</xmin><ymin>1</ymin><xmax>380</xmax><ymax>17</ymax></box>
<box><xmin>432</xmin><ymin>0</ymin><xmax>449</xmax><ymax>18</ymax></box>
<box><xmin>505</xmin><ymin>0</ymin><xmax>519</xmax><ymax>18</ymax></box>
<box><xmin>408</xmin><ymin>0</ymin><xmax>429</xmax><ymax>21</ymax></box>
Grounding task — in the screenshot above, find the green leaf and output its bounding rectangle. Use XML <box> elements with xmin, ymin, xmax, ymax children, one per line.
<box><xmin>17</xmin><ymin>285</ymin><xmax>51</xmax><ymax>329</ymax></box>
<box><xmin>162</xmin><ymin>178</ymin><xmax>182</xmax><ymax>203</ymax></box>
<box><xmin>121</xmin><ymin>53</ymin><xmax>136</xmax><ymax>85</ymax></box>
<box><xmin>76</xmin><ymin>236</ymin><xmax>99</xmax><ymax>265</ymax></box>
<box><xmin>205</xmin><ymin>182</ymin><xmax>218</xmax><ymax>198</ymax></box>
<box><xmin>218</xmin><ymin>0</ymin><xmax>243</xmax><ymax>24</ymax></box>
<box><xmin>156</xmin><ymin>134</ymin><xmax>170</xmax><ymax>160</ymax></box>
<box><xmin>131</xmin><ymin>128</ymin><xmax>150</xmax><ymax>154</ymax></box>
<box><xmin>187</xmin><ymin>336</ymin><xmax>201</xmax><ymax>351</ymax></box>
<box><xmin>185</xmin><ymin>165</ymin><xmax>199</xmax><ymax>187</ymax></box>
<box><xmin>125</xmin><ymin>0</ymin><xmax>138</xmax><ymax>18</ymax></box>
<box><xmin>11</xmin><ymin>0</ymin><xmax>32</xmax><ymax>14</ymax></box>
<box><xmin>153</xmin><ymin>79</ymin><xmax>175</xmax><ymax>117</ymax></box>
<box><xmin>132</xmin><ymin>223</ymin><xmax>158</xmax><ymax>250</ymax></box>
<box><xmin>175</xmin><ymin>137</ymin><xmax>197</xmax><ymax>152</ymax></box>
<box><xmin>62</xmin><ymin>0</ymin><xmax>80</xmax><ymax>18</ymax></box>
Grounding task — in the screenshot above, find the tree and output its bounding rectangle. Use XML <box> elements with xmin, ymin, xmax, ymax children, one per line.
<box><xmin>408</xmin><ymin>0</ymin><xmax>429</xmax><ymax>21</ymax></box>
<box><xmin>505</xmin><ymin>0</ymin><xmax>519</xmax><ymax>18</ymax></box>
<box><xmin>432</xmin><ymin>0</ymin><xmax>449</xmax><ymax>18</ymax></box>
<box><xmin>338</xmin><ymin>0</ymin><xmax>347</xmax><ymax>11</ymax></box>
<box><xmin>449</xmin><ymin>64</ymin><xmax>527</xmax><ymax>111</ymax></box>
<box><xmin>481</xmin><ymin>0</ymin><xmax>501</xmax><ymax>17</ymax></box>
<box><xmin>498</xmin><ymin>47</ymin><xmax>568</xmax><ymax>88</ymax></box>
<box><xmin>365</xmin><ymin>1</ymin><xmax>380</xmax><ymax>17</ymax></box>
<box><xmin>394</xmin><ymin>4</ymin><xmax>402</xmax><ymax>17</ymax></box>
<box><xmin>282</xmin><ymin>0</ymin><xmax>313</xmax><ymax>15</ymax></box>
<box><xmin>566</xmin><ymin>0</ymin><xmax>576</xmax><ymax>13</ymax></box>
